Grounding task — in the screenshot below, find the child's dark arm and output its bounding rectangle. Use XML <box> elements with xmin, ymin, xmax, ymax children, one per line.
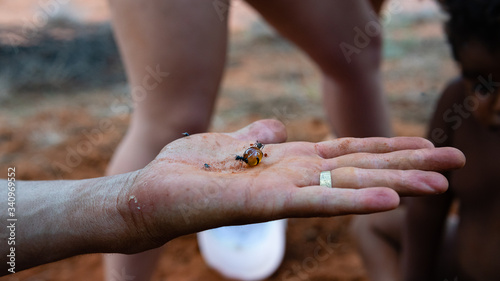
<box><xmin>402</xmin><ymin>80</ymin><xmax>463</xmax><ymax>280</ymax></box>
<box><xmin>402</xmin><ymin>192</ymin><xmax>453</xmax><ymax>280</ymax></box>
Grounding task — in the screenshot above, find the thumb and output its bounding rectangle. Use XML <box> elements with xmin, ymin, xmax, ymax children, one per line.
<box><xmin>227</xmin><ymin>119</ymin><xmax>287</xmax><ymax>144</ymax></box>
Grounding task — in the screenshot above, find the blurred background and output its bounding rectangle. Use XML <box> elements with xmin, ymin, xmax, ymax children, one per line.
<box><xmin>0</xmin><ymin>0</ymin><xmax>458</xmax><ymax>280</ymax></box>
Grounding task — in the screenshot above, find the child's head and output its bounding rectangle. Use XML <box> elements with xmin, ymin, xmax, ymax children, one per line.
<box><xmin>439</xmin><ymin>0</ymin><xmax>500</xmax><ymax>130</ymax></box>
<box><xmin>439</xmin><ymin>0</ymin><xmax>500</xmax><ymax>61</ymax></box>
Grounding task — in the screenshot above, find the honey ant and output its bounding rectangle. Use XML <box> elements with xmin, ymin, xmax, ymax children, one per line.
<box><xmin>235</xmin><ymin>141</ymin><xmax>265</xmax><ymax>166</ymax></box>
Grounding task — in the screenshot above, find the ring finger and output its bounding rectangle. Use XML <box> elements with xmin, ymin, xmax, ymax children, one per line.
<box><xmin>311</xmin><ymin>168</ymin><xmax>448</xmax><ymax>196</ymax></box>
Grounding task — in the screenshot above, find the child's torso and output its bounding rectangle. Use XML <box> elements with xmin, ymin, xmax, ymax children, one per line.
<box><xmin>449</xmin><ymin>115</ymin><xmax>500</xmax><ymax>280</ymax></box>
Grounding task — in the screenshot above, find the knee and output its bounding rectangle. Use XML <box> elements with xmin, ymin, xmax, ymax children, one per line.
<box><xmin>320</xmin><ymin>28</ymin><xmax>382</xmax><ymax>80</ymax></box>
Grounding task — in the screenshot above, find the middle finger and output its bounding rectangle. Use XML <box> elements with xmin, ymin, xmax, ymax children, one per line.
<box><xmin>322</xmin><ymin>147</ymin><xmax>464</xmax><ymax>171</ymax></box>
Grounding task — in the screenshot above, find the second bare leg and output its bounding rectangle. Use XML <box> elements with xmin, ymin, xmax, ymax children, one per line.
<box><xmin>246</xmin><ymin>0</ymin><xmax>392</xmax><ymax>137</ymax></box>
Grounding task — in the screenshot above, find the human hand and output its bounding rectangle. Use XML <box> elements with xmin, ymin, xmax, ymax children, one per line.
<box><xmin>120</xmin><ymin>119</ymin><xmax>465</xmax><ymax>250</ymax></box>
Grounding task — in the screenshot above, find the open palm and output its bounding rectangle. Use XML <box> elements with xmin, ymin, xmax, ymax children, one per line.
<box><xmin>121</xmin><ymin>120</ymin><xmax>465</xmax><ymax>246</ymax></box>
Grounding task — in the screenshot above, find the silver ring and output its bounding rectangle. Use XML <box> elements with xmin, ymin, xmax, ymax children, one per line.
<box><xmin>319</xmin><ymin>171</ymin><xmax>332</xmax><ymax>188</ymax></box>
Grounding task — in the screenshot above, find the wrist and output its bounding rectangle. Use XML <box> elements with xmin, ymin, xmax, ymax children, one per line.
<box><xmin>71</xmin><ymin>171</ymin><xmax>143</xmax><ymax>254</ymax></box>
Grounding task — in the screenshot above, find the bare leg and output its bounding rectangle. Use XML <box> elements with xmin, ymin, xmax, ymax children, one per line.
<box><xmin>246</xmin><ymin>0</ymin><xmax>392</xmax><ymax>137</ymax></box>
<box><xmin>245</xmin><ymin>1</ymin><xmax>394</xmax><ymax>279</ymax></box>
<box><xmin>350</xmin><ymin>208</ymin><xmax>404</xmax><ymax>281</ymax></box>
<box><xmin>104</xmin><ymin>0</ymin><xmax>228</xmax><ymax>280</ymax></box>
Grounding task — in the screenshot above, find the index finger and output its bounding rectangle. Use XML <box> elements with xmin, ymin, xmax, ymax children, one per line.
<box><xmin>316</xmin><ymin>137</ymin><xmax>435</xmax><ymax>159</ymax></box>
